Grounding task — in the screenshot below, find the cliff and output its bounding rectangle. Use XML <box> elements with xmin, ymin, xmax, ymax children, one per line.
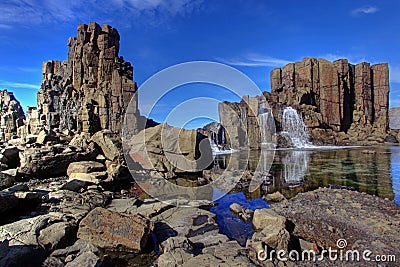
<box><xmin>30</xmin><ymin>22</ymin><xmax>138</xmax><ymax>135</ymax></box>
<box><xmin>218</xmin><ymin>57</ymin><xmax>392</xmax><ymax>147</ymax></box>
<box><xmin>270</xmin><ymin>57</ymin><xmax>390</xmax><ymax>144</ymax></box>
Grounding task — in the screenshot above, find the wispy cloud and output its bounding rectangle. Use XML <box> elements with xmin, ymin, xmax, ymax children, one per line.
<box><xmin>319</xmin><ymin>53</ymin><xmax>367</xmax><ymax>64</ymax></box>
<box><xmin>351</xmin><ymin>6</ymin><xmax>378</xmax><ymax>16</ymax></box>
<box><xmin>220</xmin><ymin>54</ymin><xmax>291</xmax><ymax>68</ymax></box>
<box><xmin>0</xmin><ymin>80</ymin><xmax>39</xmax><ymax>90</ymax></box>
<box><xmin>16</xmin><ymin>67</ymin><xmax>39</xmax><ymax>73</ymax></box>
<box><xmin>0</xmin><ymin>0</ymin><xmax>204</xmax><ymax>28</ymax></box>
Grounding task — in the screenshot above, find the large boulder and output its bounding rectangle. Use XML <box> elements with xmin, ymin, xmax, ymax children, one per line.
<box><xmin>0</xmin><ymin>213</ymin><xmax>71</xmax><ymax>266</ymax></box>
<box><xmin>1</xmin><ymin>146</ymin><xmax>20</xmax><ymax>168</ymax></box>
<box><xmin>246</xmin><ymin>208</ymin><xmax>291</xmax><ymax>260</ymax></box>
<box><xmin>126</xmin><ymin>123</ymin><xmax>212</xmax><ymax>177</ymax></box>
<box><xmin>77</xmin><ymin>207</ymin><xmax>152</xmax><ymax>252</ymax></box>
<box><xmin>68</xmin><ymin>172</ymin><xmax>108</xmax><ymax>184</ymax></box>
<box><xmin>19</xmin><ymin>146</ymin><xmax>97</xmax><ymax>177</ymax></box>
<box><xmin>67</xmin><ymin>161</ymin><xmax>106</xmax><ymax>176</ymax></box>
<box><xmin>36</xmin><ymin>129</ymin><xmax>59</xmax><ymax>145</ymax></box>
<box><xmin>91</xmin><ymin>130</ymin><xmax>122</xmax><ymax>161</ymax></box>
<box><xmin>38</xmin><ymin>222</ymin><xmax>77</xmax><ymax>251</ymax></box>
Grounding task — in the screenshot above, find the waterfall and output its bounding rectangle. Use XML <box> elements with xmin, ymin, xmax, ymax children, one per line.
<box><xmin>281</xmin><ymin>107</ymin><xmax>312</xmax><ymax>148</ymax></box>
<box><xmin>281</xmin><ymin>150</ymin><xmax>310</xmax><ymax>186</ymax></box>
<box><xmin>258</xmin><ymin>108</ymin><xmax>276</xmax><ymax>149</ymax></box>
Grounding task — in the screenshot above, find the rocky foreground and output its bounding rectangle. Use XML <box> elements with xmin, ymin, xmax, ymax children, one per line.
<box><xmin>1</xmin><ymin>163</ymin><xmax>399</xmax><ymax>267</ymax></box>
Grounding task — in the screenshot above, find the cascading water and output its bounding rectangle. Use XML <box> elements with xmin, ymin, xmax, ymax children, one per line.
<box><xmin>258</xmin><ymin>108</ymin><xmax>276</xmax><ymax>149</ymax></box>
<box><xmin>281</xmin><ymin>107</ymin><xmax>313</xmax><ymax>148</ymax></box>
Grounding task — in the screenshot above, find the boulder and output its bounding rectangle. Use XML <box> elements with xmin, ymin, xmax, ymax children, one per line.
<box><xmin>19</xmin><ymin>146</ymin><xmax>97</xmax><ymax>177</ymax></box>
<box><xmin>1</xmin><ymin>146</ymin><xmax>20</xmax><ymax>168</ymax></box>
<box><xmin>252</xmin><ymin>208</ymin><xmax>286</xmax><ymax>231</ymax></box>
<box><xmin>264</xmin><ymin>191</ymin><xmax>287</xmax><ymax>203</ymax></box>
<box><xmin>106</xmin><ymin>163</ymin><xmax>131</xmax><ymax>182</ymax></box>
<box><xmin>60</xmin><ymin>180</ymin><xmax>87</xmax><ymax>192</ymax></box>
<box><xmin>246</xmin><ymin>208</ymin><xmax>291</xmax><ymax>255</ymax></box>
<box><xmin>153</xmin><ymin>207</ymin><xmax>219</xmax><ymax>244</ymax></box>
<box><xmin>127</xmin><ymin>123</ymin><xmax>212</xmax><ymax>177</ymax></box>
<box><xmin>68</xmin><ymin>172</ymin><xmax>108</xmax><ymax>184</ymax></box>
<box><xmin>65</xmin><ymin>251</ymin><xmax>101</xmax><ymax>267</ymax></box>
<box><xmin>48</xmin><ymin>189</ymin><xmax>108</xmax><ymax>221</ymax></box>
<box><xmin>77</xmin><ymin>207</ymin><xmax>151</xmax><ymax>252</ymax></box>
<box><xmin>0</xmin><ymin>213</ymin><xmax>68</xmax><ymax>266</ymax></box>
<box><xmin>36</xmin><ymin>129</ymin><xmax>59</xmax><ymax>144</ymax></box>
<box><xmin>69</xmin><ymin>132</ymin><xmax>92</xmax><ymax>148</ymax></box>
<box><xmin>38</xmin><ymin>222</ymin><xmax>77</xmax><ymax>251</ymax></box>
<box><xmin>48</xmin><ymin>239</ymin><xmax>99</xmax><ymax>263</ymax></box>
<box><xmin>91</xmin><ymin>130</ymin><xmax>122</xmax><ymax>161</ymax></box>
<box><xmin>67</xmin><ymin>161</ymin><xmax>106</xmax><ymax>176</ymax></box>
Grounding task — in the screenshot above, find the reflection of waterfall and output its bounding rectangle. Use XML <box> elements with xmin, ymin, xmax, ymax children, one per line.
<box><xmin>281</xmin><ymin>107</ymin><xmax>312</xmax><ymax>148</ymax></box>
<box><xmin>258</xmin><ymin>108</ymin><xmax>276</xmax><ymax>149</ymax></box>
<box><xmin>281</xmin><ymin>151</ymin><xmax>310</xmax><ymax>186</ymax></box>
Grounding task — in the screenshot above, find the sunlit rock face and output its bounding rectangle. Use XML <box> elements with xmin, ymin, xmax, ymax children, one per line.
<box><xmin>269</xmin><ymin>57</ymin><xmax>390</xmax><ymax>145</ymax></box>
<box><xmin>0</xmin><ymin>90</ymin><xmax>25</xmax><ymax>141</ymax></box>
<box><xmin>35</xmin><ymin>22</ymin><xmax>139</xmax><ymax>134</ymax></box>
<box><xmin>218</xmin><ymin>57</ymin><xmax>391</xmax><ymax>148</ymax></box>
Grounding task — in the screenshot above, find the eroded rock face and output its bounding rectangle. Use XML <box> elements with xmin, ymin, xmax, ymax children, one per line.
<box><xmin>35</xmin><ymin>22</ymin><xmax>139</xmax><ymax>134</ymax></box>
<box><xmin>270</xmin><ymin>57</ymin><xmax>390</xmax><ymax>145</ymax></box>
<box><xmin>219</xmin><ymin>57</ymin><xmax>391</xmax><ymax>147</ymax></box>
<box><xmin>0</xmin><ymin>90</ymin><xmax>25</xmax><ymax>141</ymax></box>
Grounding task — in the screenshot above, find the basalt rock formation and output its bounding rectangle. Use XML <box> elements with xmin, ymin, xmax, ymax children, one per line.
<box><xmin>33</xmin><ymin>22</ymin><xmax>139</xmax><ymax>135</ymax></box>
<box><xmin>0</xmin><ymin>90</ymin><xmax>25</xmax><ymax>141</ymax></box>
<box><xmin>218</xmin><ymin>57</ymin><xmax>391</xmax><ymax>148</ymax></box>
<box><xmin>270</xmin><ymin>57</ymin><xmax>390</xmax><ymax>145</ymax></box>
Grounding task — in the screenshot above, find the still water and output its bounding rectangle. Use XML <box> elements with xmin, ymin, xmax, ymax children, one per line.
<box><xmin>210</xmin><ymin>146</ymin><xmax>400</xmax><ymax>244</ymax></box>
<box><xmin>213</xmin><ymin>145</ymin><xmax>400</xmax><ymax>205</ymax></box>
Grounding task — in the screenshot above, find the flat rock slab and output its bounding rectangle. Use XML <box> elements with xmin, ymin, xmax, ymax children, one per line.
<box><xmin>272</xmin><ymin>188</ymin><xmax>400</xmax><ymax>259</ymax></box>
<box><xmin>68</xmin><ymin>172</ymin><xmax>108</xmax><ymax>184</ymax></box>
<box><xmin>67</xmin><ymin>161</ymin><xmax>106</xmax><ymax>176</ymax></box>
<box><xmin>153</xmin><ymin>207</ymin><xmax>219</xmax><ymax>244</ymax></box>
<box><xmin>77</xmin><ymin>207</ymin><xmax>151</xmax><ymax>252</ymax></box>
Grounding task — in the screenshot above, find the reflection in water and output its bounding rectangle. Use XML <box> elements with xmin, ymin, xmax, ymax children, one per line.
<box><xmin>280</xmin><ymin>150</ymin><xmax>310</xmax><ymax>187</ymax></box>
<box><xmin>391</xmin><ymin>147</ymin><xmax>400</xmax><ymax>205</ymax></box>
<box><xmin>214</xmin><ymin>146</ymin><xmax>398</xmax><ymax>203</ymax></box>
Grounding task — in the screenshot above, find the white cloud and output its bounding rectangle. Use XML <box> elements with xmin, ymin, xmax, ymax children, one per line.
<box><xmin>0</xmin><ymin>80</ymin><xmax>39</xmax><ymax>90</ymax></box>
<box><xmin>352</xmin><ymin>6</ymin><xmax>378</xmax><ymax>16</ymax></box>
<box><xmin>318</xmin><ymin>53</ymin><xmax>367</xmax><ymax>64</ymax></box>
<box><xmin>220</xmin><ymin>54</ymin><xmax>291</xmax><ymax>68</ymax></box>
<box><xmin>0</xmin><ymin>0</ymin><xmax>204</xmax><ymax>28</ymax></box>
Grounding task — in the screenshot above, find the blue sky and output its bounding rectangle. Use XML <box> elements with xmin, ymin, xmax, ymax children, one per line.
<box><xmin>0</xmin><ymin>0</ymin><xmax>399</xmax><ymax>129</ymax></box>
